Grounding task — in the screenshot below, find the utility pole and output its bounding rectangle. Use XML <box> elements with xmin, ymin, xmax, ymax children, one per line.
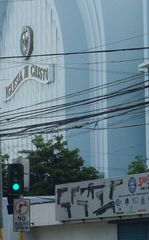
<box><xmin>19</xmin><ymin>232</ymin><xmax>24</xmax><ymax>240</ymax></box>
<box><xmin>0</xmin><ymin>137</ymin><xmax>4</xmax><ymax>240</ymax></box>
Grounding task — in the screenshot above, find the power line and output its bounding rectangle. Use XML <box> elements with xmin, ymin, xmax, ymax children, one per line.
<box><xmin>0</xmin><ymin>0</ymin><xmax>34</xmax><ymax>2</ymax></box>
<box><xmin>0</xmin><ymin>98</ymin><xmax>147</xmax><ymax>142</ymax></box>
<box><xmin>0</xmin><ymin>83</ymin><xmax>145</xmax><ymax>128</ymax></box>
<box><xmin>0</xmin><ymin>77</ymin><xmax>146</xmax><ymax>136</ymax></box>
<box><xmin>0</xmin><ymin>96</ymin><xmax>148</xmax><ymax>138</ymax></box>
<box><xmin>0</xmin><ymin>72</ymin><xmax>143</xmax><ymax>117</ymax></box>
<box><xmin>0</xmin><ymin>56</ymin><xmax>146</xmax><ymax>76</ymax></box>
<box><xmin>0</xmin><ymin>46</ymin><xmax>147</xmax><ymax>60</ymax></box>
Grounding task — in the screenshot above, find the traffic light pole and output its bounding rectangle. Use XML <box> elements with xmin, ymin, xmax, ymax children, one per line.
<box><xmin>19</xmin><ymin>232</ymin><xmax>24</xmax><ymax>240</ymax></box>
<box><xmin>0</xmin><ymin>138</ymin><xmax>4</xmax><ymax>240</ymax></box>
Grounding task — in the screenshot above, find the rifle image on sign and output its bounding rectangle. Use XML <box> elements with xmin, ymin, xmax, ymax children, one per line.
<box><xmin>77</xmin><ymin>200</ymin><xmax>89</xmax><ymax>217</ymax></box>
<box><xmin>93</xmin><ymin>201</ymin><xmax>115</xmax><ymax>216</ymax></box>
<box><xmin>96</xmin><ymin>190</ymin><xmax>104</xmax><ymax>206</ymax></box>
<box><xmin>57</xmin><ymin>187</ymin><xmax>68</xmax><ymax>205</ymax></box>
<box><xmin>80</xmin><ymin>183</ymin><xmax>105</xmax><ymax>199</ymax></box>
<box><xmin>71</xmin><ymin>186</ymin><xmax>80</xmax><ymax>204</ymax></box>
<box><xmin>109</xmin><ymin>179</ymin><xmax>123</xmax><ymax>200</ymax></box>
<box><xmin>61</xmin><ymin>202</ymin><xmax>71</xmax><ymax>218</ymax></box>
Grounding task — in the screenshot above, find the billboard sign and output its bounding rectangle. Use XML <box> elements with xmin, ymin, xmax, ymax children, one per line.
<box><xmin>55</xmin><ymin>173</ymin><xmax>149</xmax><ymax>221</ymax></box>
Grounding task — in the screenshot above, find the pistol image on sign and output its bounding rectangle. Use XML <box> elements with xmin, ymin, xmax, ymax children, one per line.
<box><xmin>109</xmin><ymin>179</ymin><xmax>123</xmax><ymax>200</ymax></box>
<box><xmin>61</xmin><ymin>202</ymin><xmax>71</xmax><ymax>218</ymax></box>
<box><xmin>57</xmin><ymin>187</ymin><xmax>68</xmax><ymax>205</ymax></box>
<box><xmin>77</xmin><ymin>200</ymin><xmax>89</xmax><ymax>217</ymax></box>
<box><xmin>93</xmin><ymin>201</ymin><xmax>115</xmax><ymax>216</ymax></box>
<box><xmin>71</xmin><ymin>186</ymin><xmax>80</xmax><ymax>204</ymax></box>
<box><xmin>80</xmin><ymin>183</ymin><xmax>105</xmax><ymax>199</ymax></box>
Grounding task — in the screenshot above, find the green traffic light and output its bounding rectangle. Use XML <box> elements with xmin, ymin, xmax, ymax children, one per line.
<box><xmin>12</xmin><ymin>183</ymin><xmax>20</xmax><ymax>191</ymax></box>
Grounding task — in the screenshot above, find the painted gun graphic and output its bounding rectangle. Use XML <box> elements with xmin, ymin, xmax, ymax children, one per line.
<box><xmin>71</xmin><ymin>186</ymin><xmax>80</xmax><ymax>204</ymax></box>
<box><xmin>93</xmin><ymin>201</ymin><xmax>115</xmax><ymax>216</ymax></box>
<box><xmin>61</xmin><ymin>202</ymin><xmax>71</xmax><ymax>218</ymax></box>
<box><xmin>81</xmin><ymin>183</ymin><xmax>105</xmax><ymax>199</ymax></box>
<box><xmin>77</xmin><ymin>200</ymin><xmax>89</xmax><ymax>217</ymax></box>
<box><xmin>57</xmin><ymin>187</ymin><xmax>68</xmax><ymax>205</ymax></box>
<box><xmin>109</xmin><ymin>179</ymin><xmax>123</xmax><ymax>200</ymax></box>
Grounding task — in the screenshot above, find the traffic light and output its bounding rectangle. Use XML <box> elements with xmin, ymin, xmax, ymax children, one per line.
<box><xmin>7</xmin><ymin>163</ymin><xmax>24</xmax><ymax>214</ymax></box>
<box><xmin>8</xmin><ymin>163</ymin><xmax>24</xmax><ymax>195</ymax></box>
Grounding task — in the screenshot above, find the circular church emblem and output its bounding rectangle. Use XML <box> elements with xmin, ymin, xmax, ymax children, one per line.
<box><xmin>21</xmin><ymin>26</ymin><xmax>33</xmax><ymax>59</ymax></box>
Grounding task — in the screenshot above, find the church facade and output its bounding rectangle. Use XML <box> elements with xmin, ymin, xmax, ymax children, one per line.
<box><xmin>0</xmin><ymin>0</ymin><xmax>146</xmax><ymax>177</ymax></box>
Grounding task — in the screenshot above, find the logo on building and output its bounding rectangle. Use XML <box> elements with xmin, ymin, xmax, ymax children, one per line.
<box><xmin>21</xmin><ymin>26</ymin><xmax>33</xmax><ymax>59</ymax></box>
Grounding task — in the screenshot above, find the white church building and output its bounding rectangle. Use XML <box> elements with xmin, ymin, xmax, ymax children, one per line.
<box><xmin>0</xmin><ymin>0</ymin><xmax>147</xmax><ymax>178</ymax></box>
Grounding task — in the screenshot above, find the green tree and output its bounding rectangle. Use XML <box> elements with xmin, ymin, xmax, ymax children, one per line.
<box><xmin>127</xmin><ymin>156</ymin><xmax>149</xmax><ymax>175</ymax></box>
<box><xmin>21</xmin><ymin>135</ymin><xmax>100</xmax><ymax>196</ymax></box>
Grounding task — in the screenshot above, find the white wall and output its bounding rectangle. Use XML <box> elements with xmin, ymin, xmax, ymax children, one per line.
<box><xmin>3</xmin><ymin>198</ymin><xmax>117</xmax><ymax>240</ymax></box>
<box><xmin>54</xmin><ymin>0</ymin><xmax>145</xmax><ymax>177</ymax></box>
<box><xmin>30</xmin><ymin>202</ymin><xmax>60</xmax><ymax>227</ymax></box>
<box><xmin>26</xmin><ymin>201</ymin><xmax>117</xmax><ymax>240</ymax></box>
<box><xmin>0</xmin><ymin>0</ymin><xmax>65</xmax><ymax>159</ymax></box>
<box><xmin>26</xmin><ymin>221</ymin><xmax>117</xmax><ymax>240</ymax></box>
<box><xmin>0</xmin><ymin>0</ymin><xmax>146</xmax><ymax>183</ymax></box>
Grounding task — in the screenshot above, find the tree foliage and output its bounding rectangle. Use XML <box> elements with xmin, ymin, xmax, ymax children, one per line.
<box><xmin>127</xmin><ymin>156</ymin><xmax>149</xmax><ymax>175</ymax></box>
<box><xmin>21</xmin><ymin>135</ymin><xmax>100</xmax><ymax>196</ymax></box>
<box><xmin>1</xmin><ymin>154</ymin><xmax>9</xmax><ymax>196</ymax></box>
<box><xmin>1</xmin><ymin>154</ymin><xmax>9</xmax><ymax>176</ymax></box>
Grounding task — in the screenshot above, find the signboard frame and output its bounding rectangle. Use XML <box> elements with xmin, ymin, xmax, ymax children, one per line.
<box><xmin>13</xmin><ymin>199</ymin><xmax>30</xmax><ymax>232</ymax></box>
<box><xmin>55</xmin><ymin>173</ymin><xmax>149</xmax><ymax>221</ymax></box>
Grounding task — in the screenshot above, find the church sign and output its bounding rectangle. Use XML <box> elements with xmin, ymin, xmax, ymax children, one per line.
<box><xmin>6</xmin><ymin>64</ymin><xmax>55</xmax><ymax>100</ymax></box>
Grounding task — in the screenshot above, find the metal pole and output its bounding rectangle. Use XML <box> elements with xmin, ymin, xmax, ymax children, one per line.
<box><xmin>0</xmin><ymin>137</ymin><xmax>4</xmax><ymax>240</ymax></box>
<box><xmin>19</xmin><ymin>232</ymin><xmax>24</xmax><ymax>240</ymax></box>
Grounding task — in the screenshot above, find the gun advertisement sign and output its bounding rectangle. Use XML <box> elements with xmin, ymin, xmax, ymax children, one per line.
<box><xmin>55</xmin><ymin>173</ymin><xmax>149</xmax><ymax>221</ymax></box>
